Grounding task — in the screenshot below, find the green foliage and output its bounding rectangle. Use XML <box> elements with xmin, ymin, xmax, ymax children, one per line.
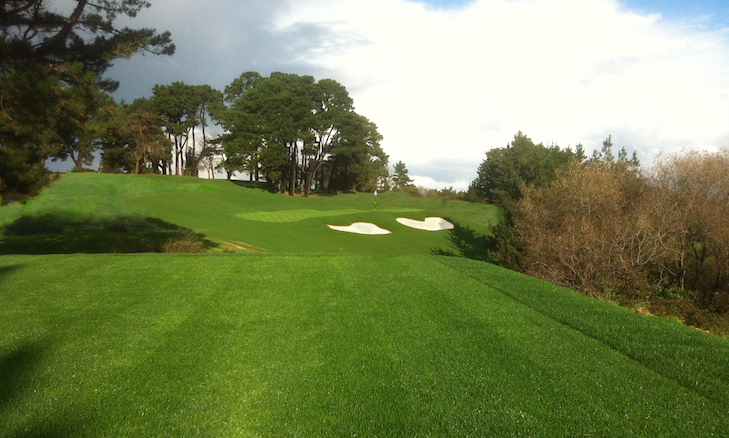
<box><xmin>213</xmin><ymin>72</ymin><xmax>385</xmax><ymax>194</ymax></box>
<box><xmin>0</xmin><ymin>0</ymin><xmax>173</xmax><ymax>201</ymax></box>
<box><xmin>392</xmin><ymin>160</ymin><xmax>413</xmax><ymax>189</ymax></box>
<box><xmin>473</xmin><ymin>131</ymin><xmax>577</xmax><ymax>209</ymax></box>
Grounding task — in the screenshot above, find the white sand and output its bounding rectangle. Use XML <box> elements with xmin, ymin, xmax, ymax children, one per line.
<box><xmin>396</xmin><ymin>217</ymin><xmax>454</xmax><ymax>231</ymax></box>
<box><xmin>327</xmin><ymin>222</ymin><xmax>392</xmax><ymax>235</ymax></box>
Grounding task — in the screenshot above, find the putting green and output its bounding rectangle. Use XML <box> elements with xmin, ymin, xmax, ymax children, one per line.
<box><xmin>236</xmin><ymin>208</ymin><xmax>422</xmax><ymax>223</ymax></box>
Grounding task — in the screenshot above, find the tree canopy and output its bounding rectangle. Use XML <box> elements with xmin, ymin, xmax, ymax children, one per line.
<box><xmin>213</xmin><ymin>71</ymin><xmax>386</xmax><ymax>195</ymax></box>
<box><xmin>392</xmin><ymin>161</ymin><xmax>413</xmax><ymax>189</ymax></box>
<box><xmin>0</xmin><ymin>0</ymin><xmax>174</xmax><ymax>203</ymax></box>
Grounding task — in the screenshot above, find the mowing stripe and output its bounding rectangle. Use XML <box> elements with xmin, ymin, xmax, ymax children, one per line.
<box><xmin>435</xmin><ymin>256</ymin><xmax>729</xmax><ymax>406</ymax></box>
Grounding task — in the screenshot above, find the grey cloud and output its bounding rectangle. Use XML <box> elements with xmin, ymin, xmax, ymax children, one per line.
<box><xmin>106</xmin><ymin>0</ymin><xmax>369</xmax><ymax>101</ymax></box>
<box><xmin>408</xmin><ymin>158</ymin><xmax>479</xmax><ymax>184</ymax></box>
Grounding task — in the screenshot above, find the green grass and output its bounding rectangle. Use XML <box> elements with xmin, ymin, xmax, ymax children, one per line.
<box><xmin>1</xmin><ymin>254</ymin><xmax>727</xmax><ymax>437</ymax></box>
<box><xmin>0</xmin><ymin>173</ymin><xmax>498</xmax><ymax>256</ymax></box>
<box><xmin>235</xmin><ymin>207</ymin><xmax>421</xmax><ymax>223</ymax></box>
<box><xmin>0</xmin><ymin>174</ymin><xmax>219</xmax><ymax>254</ymax></box>
<box><xmin>2</xmin><ymin>173</ymin><xmax>727</xmax><ymax>436</ymax></box>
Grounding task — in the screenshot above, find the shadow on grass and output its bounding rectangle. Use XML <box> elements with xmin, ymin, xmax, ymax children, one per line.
<box><xmin>431</xmin><ymin>220</ymin><xmax>490</xmax><ymax>262</ymax></box>
<box><xmin>231</xmin><ymin>180</ymin><xmax>268</xmax><ymax>190</ymax></box>
<box><xmin>0</xmin><ymin>341</ymin><xmax>46</xmax><ymax>410</ymax></box>
<box><xmin>0</xmin><ymin>341</ymin><xmax>89</xmax><ymax>438</ymax></box>
<box><xmin>0</xmin><ymin>213</ymin><xmax>220</xmax><ymax>255</ymax></box>
<box><xmin>0</xmin><ymin>264</ymin><xmax>23</xmax><ymax>280</ymax></box>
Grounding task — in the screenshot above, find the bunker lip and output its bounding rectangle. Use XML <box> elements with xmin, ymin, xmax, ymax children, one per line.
<box><xmin>327</xmin><ymin>222</ymin><xmax>392</xmax><ymax>235</ymax></box>
<box><xmin>396</xmin><ymin>217</ymin><xmax>454</xmax><ymax>231</ymax></box>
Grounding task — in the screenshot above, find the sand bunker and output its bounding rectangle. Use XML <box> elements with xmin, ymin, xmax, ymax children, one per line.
<box><xmin>396</xmin><ymin>217</ymin><xmax>454</xmax><ymax>231</ymax></box>
<box><xmin>327</xmin><ymin>222</ymin><xmax>392</xmax><ymax>235</ymax></box>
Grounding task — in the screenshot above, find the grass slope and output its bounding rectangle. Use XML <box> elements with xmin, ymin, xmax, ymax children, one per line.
<box><xmin>0</xmin><ymin>174</ymin><xmax>218</xmax><ymax>254</ymax></box>
<box><xmin>0</xmin><ymin>173</ymin><xmax>498</xmax><ymax>256</ymax></box>
<box><xmin>1</xmin><ymin>254</ymin><xmax>728</xmax><ymax>437</ymax></box>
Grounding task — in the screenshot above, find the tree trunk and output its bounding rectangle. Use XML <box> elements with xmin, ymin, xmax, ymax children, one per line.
<box><xmin>289</xmin><ymin>142</ymin><xmax>296</xmax><ymax>196</ymax></box>
<box><xmin>304</xmin><ymin>160</ymin><xmax>323</xmax><ymax>197</ymax></box>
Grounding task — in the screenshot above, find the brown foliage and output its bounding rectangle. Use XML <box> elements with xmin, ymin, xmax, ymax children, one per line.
<box><xmin>648</xmin><ymin>150</ymin><xmax>729</xmax><ymax>306</ymax></box>
<box><xmin>162</xmin><ymin>229</ymin><xmax>206</xmax><ymax>253</ymax></box>
<box><xmin>516</xmin><ymin>160</ymin><xmax>651</xmax><ymax>296</ymax></box>
<box><xmin>516</xmin><ymin>149</ymin><xmax>729</xmax><ymax>309</ymax></box>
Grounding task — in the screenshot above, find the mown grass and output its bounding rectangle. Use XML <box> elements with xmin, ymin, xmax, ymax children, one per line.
<box><xmin>235</xmin><ymin>207</ymin><xmax>421</xmax><ymax>223</ymax></box>
<box><xmin>2</xmin><ymin>173</ymin><xmax>727</xmax><ymax>436</ymax></box>
<box><xmin>125</xmin><ymin>178</ymin><xmax>496</xmax><ymax>255</ymax></box>
<box><xmin>1</xmin><ymin>254</ymin><xmax>727</xmax><ymax>437</ymax></box>
<box><xmin>0</xmin><ymin>173</ymin><xmax>498</xmax><ymax>256</ymax></box>
<box><xmin>0</xmin><ymin>174</ymin><xmax>219</xmax><ymax>254</ymax></box>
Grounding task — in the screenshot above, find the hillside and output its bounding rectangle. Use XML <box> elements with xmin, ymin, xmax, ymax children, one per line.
<box><xmin>1</xmin><ymin>173</ymin><xmax>728</xmax><ymax>436</ymax></box>
<box><xmin>0</xmin><ymin>173</ymin><xmax>498</xmax><ymax>256</ymax></box>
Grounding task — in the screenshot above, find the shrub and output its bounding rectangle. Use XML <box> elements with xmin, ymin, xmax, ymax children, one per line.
<box><xmin>162</xmin><ymin>229</ymin><xmax>206</xmax><ymax>253</ymax></box>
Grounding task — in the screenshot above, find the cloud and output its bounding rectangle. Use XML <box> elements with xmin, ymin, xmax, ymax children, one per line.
<box><xmin>107</xmin><ymin>0</ymin><xmax>729</xmax><ymax>188</ymax></box>
<box><xmin>410</xmin><ymin>175</ymin><xmax>472</xmax><ymax>192</ymax></box>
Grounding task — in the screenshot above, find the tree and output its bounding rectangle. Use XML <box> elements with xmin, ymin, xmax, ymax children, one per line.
<box><xmin>0</xmin><ymin>0</ymin><xmax>174</xmax><ymax>202</ymax></box>
<box><xmin>473</xmin><ymin>131</ymin><xmax>576</xmax><ymax>209</ymax></box>
<box><xmin>184</xmin><ymin>85</ymin><xmax>223</xmax><ymax>177</ymax></box>
<box><xmin>211</xmin><ymin>72</ymin><xmax>264</xmax><ymax>181</ymax></box>
<box><xmin>647</xmin><ymin>150</ymin><xmax>729</xmax><ymax>307</ymax></box>
<box><xmin>515</xmin><ymin>159</ymin><xmax>649</xmax><ymax>296</ymax></box>
<box><xmin>472</xmin><ymin>132</ymin><xmax>577</xmax><ymax>268</ymax></box>
<box><xmin>392</xmin><ymin>161</ymin><xmax>413</xmax><ymax>189</ymax></box>
<box><xmin>218</xmin><ymin>72</ymin><xmax>315</xmax><ymax>193</ymax></box>
<box><xmin>213</xmin><ymin>72</ymin><xmax>384</xmax><ymax>194</ymax></box>
<box><xmin>102</xmin><ymin>103</ymin><xmax>171</xmax><ymax>174</ymax></box>
<box><xmin>52</xmin><ymin>69</ymin><xmax>116</xmax><ymax>171</ymax></box>
<box><xmin>303</xmin><ymin>79</ymin><xmax>354</xmax><ymax>197</ymax></box>
<box><xmin>513</xmin><ymin>147</ymin><xmax>729</xmax><ymax>312</ymax></box>
<box><xmin>326</xmin><ymin>114</ymin><xmax>386</xmax><ymax>192</ymax></box>
<box><xmin>150</xmin><ymin>82</ymin><xmax>198</xmax><ymax>175</ymax></box>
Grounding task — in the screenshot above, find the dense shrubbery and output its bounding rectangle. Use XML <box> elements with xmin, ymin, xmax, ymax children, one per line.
<box><xmin>473</xmin><ymin>132</ymin><xmax>728</xmax><ymax>333</ymax></box>
<box><xmin>516</xmin><ymin>149</ymin><xmax>729</xmax><ymax>315</ymax></box>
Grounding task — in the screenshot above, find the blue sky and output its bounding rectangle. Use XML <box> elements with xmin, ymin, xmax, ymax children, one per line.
<box><xmin>623</xmin><ymin>0</ymin><xmax>729</xmax><ymax>23</ymax></box>
<box><xmin>94</xmin><ymin>0</ymin><xmax>729</xmax><ymax>188</ymax></box>
<box><xmin>420</xmin><ymin>0</ymin><xmax>729</xmax><ymax>19</ymax></box>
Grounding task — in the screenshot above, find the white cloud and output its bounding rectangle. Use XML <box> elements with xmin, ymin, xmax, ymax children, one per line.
<box><xmin>108</xmin><ymin>0</ymin><xmax>729</xmax><ymax>189</ymax></box>
<box><xmin>410</xmin><ymin>175</ymin><xmax>471</xmax><ymax>192</ymax></box>
<box><xmin>278</xmin><ymin>0</ymin><xmax>729</xmax><ymax>184</ymax></box>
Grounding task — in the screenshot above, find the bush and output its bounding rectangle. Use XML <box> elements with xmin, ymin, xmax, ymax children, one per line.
<box><xmin>161</xmin><ymin>229</ymin><xmax>206</xmax><ymax>253</ymax></box>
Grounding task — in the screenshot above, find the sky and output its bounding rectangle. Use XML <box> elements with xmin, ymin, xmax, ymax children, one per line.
<box><xmin>96</xmin><ymin>0</ymin><xmax>729</xmax><ymax>190</ymax></box>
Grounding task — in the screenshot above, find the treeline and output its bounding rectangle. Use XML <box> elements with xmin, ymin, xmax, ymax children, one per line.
<box><xmin>101</xmin><ymin>73</ymin><xmax>389</xmax><ymax>196</ymax></box>
<box><xmin>0</xmin><ymin>1</ymin><xmax>386</xmax><ymax>203</ymax></box>
<box><xmin>474</xmin><ymin>132</ymin><xmax>729</xmax><ymax>331</ymax></box>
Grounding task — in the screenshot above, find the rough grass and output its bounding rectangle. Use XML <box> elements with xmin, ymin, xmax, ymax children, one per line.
<box><xmin>1</xmin><ymin>254</ymin><xmax>727</xmax><ymax>437</ymax></box>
